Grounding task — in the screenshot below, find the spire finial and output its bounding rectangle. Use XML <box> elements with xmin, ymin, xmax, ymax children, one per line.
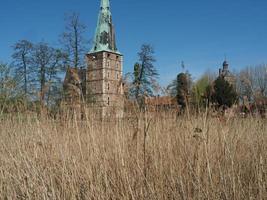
<box><xmin>181</xmin><ymin>61</ymin><xmax>185</xmax><ymax>72</ymax></box>
<box><xmin>224</xmin><ymin>54</ymin><xmax>227</xmax><ymax>61</ymax></box>
<box><xmin>223</xmin><ymin>55</ymin><xmax>229</xmax><ymax>70</ymax></box>
<box><xmin>101</xmin><ymin>0</ymin><xmax>110</xmax><ymax>9</ymax></box>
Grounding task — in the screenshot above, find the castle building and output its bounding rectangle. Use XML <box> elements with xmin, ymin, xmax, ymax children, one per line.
<box><xmin>86</xmin><ymin>0</ymin><xmax>124</xmax><ymax>117</ymax></box>
<box><xmin>63</xmin><ymin>0</ymin><xmax>124</xmax><ymax>118</ymax></box>
<box><xmin>219</xmin><ymin>60</ymin><xmax>236</xmax><ymax>86</ymax></box>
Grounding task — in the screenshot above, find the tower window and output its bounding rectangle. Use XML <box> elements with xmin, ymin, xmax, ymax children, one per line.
<box><xmin>107</xmin><ymin>61</ymin><xmax>110</xmax><ymax>67</ymax></box>
<box><xmin>108</xmin><ymin>72</ymin><xmax>110</xmax><ymax>78</ymax></box>
<box><xmin>117</xmin><ymin>73</ymin><xmax>119</xmax><ymax>79</ymax></box>
<box><xmin>107</xmin><ymin>83</ymin><xmax>110</xmax><ymax>90</ymax></box>
<box><xmin>107</xmin><ymin>97</ymin><xmax>110</xmax><ymax>105</ymax></box>
<box><xmin>107</xmin><ymin>53</ymin><xmax>110</xmax><ymax>57</ymax></box>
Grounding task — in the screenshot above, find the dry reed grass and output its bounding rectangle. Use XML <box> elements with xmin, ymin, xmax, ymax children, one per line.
<box><xmin>0</xmin><ymin>112</ymin><xmax>266</xmax><ymax>199</ymax></box>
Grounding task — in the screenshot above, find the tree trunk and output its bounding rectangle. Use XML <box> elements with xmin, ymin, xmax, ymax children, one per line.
<box><xmin>22</xmin><ymin>53</ymin><xmax>27</xmax><ymax>97</ymax></box>
<box><xmin>74</xmin><ymin>26</ymin><xmax>78</xmax><ymax>69</ymax></box>
<box><xmin>40</xmin><ymin>65</ymin><xmax>46</xmax><ymax>107</ymax></box>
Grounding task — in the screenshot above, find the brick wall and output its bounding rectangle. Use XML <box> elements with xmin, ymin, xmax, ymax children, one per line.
<box><xmin>86</xmin><ymin>51</ymin><xmax>124</xmax><ymax>117</ymax></box>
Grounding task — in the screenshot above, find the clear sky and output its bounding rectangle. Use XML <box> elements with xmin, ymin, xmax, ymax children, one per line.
<box><xmin>0</xmin><ymin>0</ymin><xmax>267</xmax><ymax>86</ymax></box>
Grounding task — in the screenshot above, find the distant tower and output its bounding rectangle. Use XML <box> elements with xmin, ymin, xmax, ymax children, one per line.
<box><xmin>86</xmin><ymin>0</ymin><xmax>124</xmax><ymax>118</ymax></box>
<box><xmin>223</xmin><ymin>60</ymin><xmax>229</xmax><ymax>71</ymax></box>
<box><xmin>219</xmin><ymin>59</ymin><xmax>236</xmax><ymax>87</ymax></box>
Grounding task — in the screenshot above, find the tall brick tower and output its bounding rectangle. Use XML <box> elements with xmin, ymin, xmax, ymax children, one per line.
<box><xmin>86</xmin><ymin>0</ymin><xmax>124</xmax><ymax>118</ymax></box>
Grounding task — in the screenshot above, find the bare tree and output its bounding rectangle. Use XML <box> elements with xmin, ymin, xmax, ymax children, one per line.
<box><xmin>32</xmin><ymin>42</ymin><xmax>66</xmax><ymax>107</ymax></box>
<box><xmin>60</xmin><ymin>12</ymin><xmax>88</xmax><ymax>69</ymax></box>
<box><xmin>12</xmin><ymin>40</ymin><xmax>33</xmax><ymax>98</ymax></box>
<box><xmin>238</xmin><ymin>64</ymin><xmax>267</xmax><ymax>100</ymax></box>
<box><xmin>254</xmin><ymin>64</ymin><xmax>267</xmax><ymax>96</ymax></box>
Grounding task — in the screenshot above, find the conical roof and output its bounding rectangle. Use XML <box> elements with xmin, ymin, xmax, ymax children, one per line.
<box><xmin>90</xmin><ymin>0</ymin><xmax>119</xmax><ymax>54</ymax></box>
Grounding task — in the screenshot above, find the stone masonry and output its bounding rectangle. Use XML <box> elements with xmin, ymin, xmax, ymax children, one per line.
<box><xmin>86</xmin><ymin>51</ymin><xmax>124</xmax><ymax>118</ymax></box>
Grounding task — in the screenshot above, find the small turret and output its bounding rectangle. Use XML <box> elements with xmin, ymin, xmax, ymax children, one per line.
<box><xmin>223</xmin><ymin>60</ymin><xmax>229</xmax><ymax>70</ymax></box>
<box><xmin>218</xmin><ymin>59</ymin><xmax>236</xmax><ymax>87</ymax></box>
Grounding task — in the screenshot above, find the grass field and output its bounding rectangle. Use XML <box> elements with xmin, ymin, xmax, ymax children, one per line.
<box><xmin>0</xmin><ymin>112</ymin><xmax>266</xmax><ymax>199</ymax></box>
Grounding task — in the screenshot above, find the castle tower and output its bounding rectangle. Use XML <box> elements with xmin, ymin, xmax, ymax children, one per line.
<box><xmin>86</xmin><ymin>0</ymin><xmax>124</xmax><ymax>118</ymax></box>
<box><xmin>219</xmin><ymin>60</ymin><xmax>236</xmax><ymax>87</ymax></box>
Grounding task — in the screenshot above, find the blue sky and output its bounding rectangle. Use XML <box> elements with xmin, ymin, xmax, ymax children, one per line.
<box><xmin>0</xmin><ymin>0</ymin><xmax>267</xmax><ymax>86</ymax></box>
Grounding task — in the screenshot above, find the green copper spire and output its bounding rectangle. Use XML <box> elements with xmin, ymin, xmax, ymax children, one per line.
<box><xmin>90</xmin><ymin>0</ymin><xmax>119</xmax><ymax>54</ymax></box>
<box><xmin>101</xmin><ymin>0</ymin><xmax>110</xmax><ymax>9</ymax></box>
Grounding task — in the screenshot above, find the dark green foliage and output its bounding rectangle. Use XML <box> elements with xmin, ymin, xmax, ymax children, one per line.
<box><xmin>204</xmin><ymin>84</ymin><xmax>213</xmax><ymax>107</ymax></box>
<box><xmin>211</xmin><ymin>77</ymin><xmax>238</xmax><ymax>108</ymax></box>
<box><xmin>167</xmin><ymin>71</ymin><xmax>192</xmax><ymax>98</ymax></box>
<box><xmin>130</xmin><ymin>44</ymin><xmax>158</xmax><ymax>106</ymax></box>
<box><xmin>176</xmin><ymin>73</ymin><xmax>189</xmax><ymax>109</ymax></box>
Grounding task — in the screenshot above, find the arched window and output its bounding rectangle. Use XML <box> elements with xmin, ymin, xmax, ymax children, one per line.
<box><xmin>107</xmin><ymin>97</ymin><xmax>110</xmax><ymax>105</ymax></box>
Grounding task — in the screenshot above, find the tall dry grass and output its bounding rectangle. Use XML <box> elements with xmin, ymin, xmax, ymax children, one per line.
<box><xmin>0</xmin><ymin>112</ymin><xmax>266</xmax><ymax>199</ymax></box>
